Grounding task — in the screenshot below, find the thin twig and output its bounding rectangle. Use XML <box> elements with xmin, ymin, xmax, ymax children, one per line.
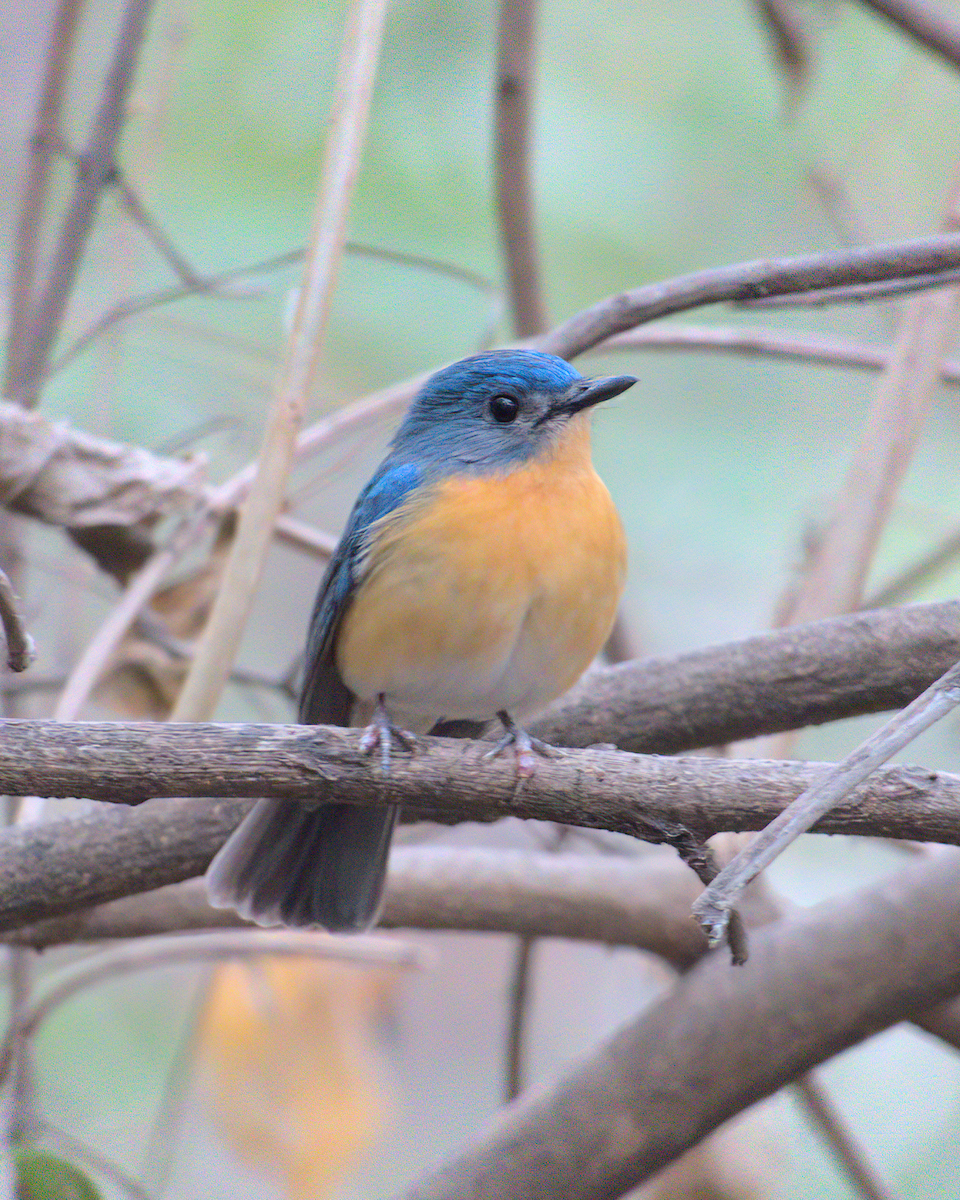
<box><xmin>504</xmin><ymin>936</ymin><xmax>536</xmax><ymax>1103</ymax></box>
<box><xmin>50</xmin><ymin>509</ymin><xmax>210</xmax><ymax>725</ymax></box>
<box><xmin>855</xmin><ymin>0</ymin><xmax>960</xmax><ymax>71</ymax></box>
<box><xmin>692</xmin><ymin>658</ymin><xmax>960</xmax><ymax>946</ymax></box>
<box><xmin>738</xmin><ymin>265</ymin><xmax>960</xmax><ymax>308</ymax></box>
<box><xmin>0</xmin><ymin>930</ymin><xmax>422</xmax><ymax>1087</ymax></box>
<box><xmin>598</xmin><ymin>321</ymin><xmax>960</xmax><ymax>385</ymax></box>
<box><xmin>173</xmin><ymin>0</ymin><xmax>388</xmax><ymax>724</ymax></box>
<box><xmin>0</xmin><ymin>571</ymin><xmax>35</xmax><ymax>673</ymax></box>
<box><xmin>40</xmin><ymin>1120</ymin><xmax>156</xmax><ymax>1200</ymax></box>
<box><xmin>494</xmin><ymin>0</ymin><xmax>546</xmax><ymax>336</ymax></box>
<box><xmin>12</xmin><ymin>0</ymin><xmax>157</xmax><ymax>406</ymax></box>
<box><xmin>537</xmin><ymin>232</ymin><xmax>960</xmax><ymax>359</ymax></box>
<box><xmin>753</xmin><ymin>0</ymin><xmax>813</xmax><ymax>100</ymax></box>
<box><xmin>794</xmin><ymin>1077</ymin><xmax>898</xmax><ymax>1200</ymax></box>
<box><xmin>4</xmin><ymin>0</ymin><xmax>85</xmax><ymax>399</ymax></box>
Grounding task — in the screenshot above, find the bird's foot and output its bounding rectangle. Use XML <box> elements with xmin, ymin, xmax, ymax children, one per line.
<box><xmin>484</xmin><ymin>710</ymin><xmax>556</xmax><ymax>777</ymax></box>
<box><xmin>360</xmin><ymin>695</ymin><xmax>417</xmax><ymax>772</ymax></box>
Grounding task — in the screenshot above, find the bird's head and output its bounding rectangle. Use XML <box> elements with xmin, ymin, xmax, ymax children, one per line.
<box><xmin>391</xmin><ymin>349</ymin><xmax>636</xmax><ymax>472</ymax></box>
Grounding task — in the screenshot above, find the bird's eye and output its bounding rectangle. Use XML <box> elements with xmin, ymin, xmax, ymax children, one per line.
<box><xmin>489</xmin><ymin>394</ymin><xmax>520</xmax><ymax>424</ymax></box>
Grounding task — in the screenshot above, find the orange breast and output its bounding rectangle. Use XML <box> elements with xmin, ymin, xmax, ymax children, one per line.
<box><xmin>336</xmin><ymin>418</ymin><xmax>626</xmax><ymax>723</ymax></box>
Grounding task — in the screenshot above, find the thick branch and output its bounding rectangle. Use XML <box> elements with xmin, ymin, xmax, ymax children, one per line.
<box><xmin>0</xmin><ymin>600</ymin><xmax>956</xmax><ymax>929</ymax></box>
<box><xmin>0</xmin><ymin>718</ymin><xmax>956</xmax><ymax>844</ymax></box>
<box><xmin>0</xmin><ymin>722</ymin><xmax>954</xmax><ymax>931</ymax></box>
<box><xmin>530</xmin><ymin>598</ymin><xmax>960</xmax><ymax>751</ymax></box>
<box><xmin>6</xmin><ymin>850</ymin><xmax>711</xmax><ymax>967</ymax></box>
<box><xmin>395</xmin><ymin>852</ymin><xmax>960</xmax><ymax>1200</ymax></box>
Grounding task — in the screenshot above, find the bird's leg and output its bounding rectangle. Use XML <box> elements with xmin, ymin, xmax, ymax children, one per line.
<box><xmin>484</xmin><ymin>710</ymin><xmax>555</xmax><ymax>777</ymax></box>
<box><xmin>359</xmin><ymin>693</ymin><xmax>417</xmax><ymax>772</ymax></box>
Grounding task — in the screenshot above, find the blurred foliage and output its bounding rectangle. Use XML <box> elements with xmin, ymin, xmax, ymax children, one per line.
<box><xmin>11</xmin><ymin>1148</ymin><xmax>103</xmax><ymax>1200</ymax></box>
<box><xmin>195</xmin><ymin>959</ymin><xmax>397</xmax><ymax>1200</ymax></box>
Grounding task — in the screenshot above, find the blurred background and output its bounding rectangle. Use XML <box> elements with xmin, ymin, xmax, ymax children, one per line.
<box><xmin>2</xmin><ymin>0</ymin><xmax>960</xmax><ymax>1196</ymax></box>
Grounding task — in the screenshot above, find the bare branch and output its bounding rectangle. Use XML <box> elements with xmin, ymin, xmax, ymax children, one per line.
<box><xmin>530</xmin><ymin>598</ymin><xmax>960</xmax><ymax>752</ymax></box>
<box><xmin>692</xmin><ymin>659</ymin><xmax>960</xmax><ymax>945</ymax></box>
<box><xmin>0</xmin><ymin>400</ymin><xmax>205</xmax><ymax>533</ymax></box>
<box><xmin>0</xmin><ymin>570</ymin><xmax>35</xmax><ymax>673</ymax></box>
<box><xmin>753</xmin><ymin>0</ymin><xmax>814</xmax><ymax>99</ymax></box>
<box><xmin>0</xmin><ymin>718</ymin><xmax>957</xmax><ymax>842</ymax></box>
<box><xmin>738</xmin><ymin>265</ymin><xmax>960</xmax><ymax>307</ymax></box>
<box><xmin>0</xmin><ymin>851</ymin><xmax>721</xmax><ymax>968</ymax></box>
<box><xmin>174</xmin><ymin>0</ymin><xmax>388</xmax><ymax>724</ymax></box>
<box><xmin>4</xmin><ymin>0</ymin><xmax>85</xmax><ymax>398</ymax></box>
<box><xmin>793</xmin><ymin>1077</ymin><xmax>897</xmax><ymax>1200</ymax></box>
<box><xmin>537</xmin><ymin>233</ymin><xmax>960</xmax><ymax>359</ymax></box>
<box><xmin>11</xmin><ymin>0</ymin><xmax>157</xmax><ymax>406</ymax></box>
<box><xmin>855</xmin><ymin>0</ymin><xmax>960</xmax><ymax>72</ymax></box>
<box><xmin>494</xmin><ymin>0</ymin><xmax>546</xmax><ymax>336</ymax></box>
<box><xmin>393</xmin><ymin>851</ymin><xmax>960</xmax><ymax>1200</ymax></box>
<box><xmin>597</xmin><ymin>322</ymin><xmax>960</xmax><ymax>386</ymax></box>
<box><xmin>0</xmin><ymin>719</ymin><xmax>957</xmax><ymax>932</ymax></box>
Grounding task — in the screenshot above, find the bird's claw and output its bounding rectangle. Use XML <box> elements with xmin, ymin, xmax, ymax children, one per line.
<box><xmin>360</xmin><ymin>700</ymin><xmax>417</xmax><ymax>772</ymax></box>
<box><xmin>484</xmin><ymin>713</ymin><xmax>556</xmax><ymax>777</ymax></box>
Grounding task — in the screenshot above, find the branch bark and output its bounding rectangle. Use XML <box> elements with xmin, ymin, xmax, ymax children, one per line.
<box><xmin>0</xmin><ymin>717</ymin><xmax>957</xmax><ymax>842</ymax></box>
<box><xmin>394</xmin><ymin>851</ymin><xmax>960</xmax><ymax>1200</ymax></box>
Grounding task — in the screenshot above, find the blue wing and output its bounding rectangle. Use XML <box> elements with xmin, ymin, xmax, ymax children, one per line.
<box><xmin>298</xmin><ymin>459</ymin><xmax>424</xmax><ymax>725</ymax></box>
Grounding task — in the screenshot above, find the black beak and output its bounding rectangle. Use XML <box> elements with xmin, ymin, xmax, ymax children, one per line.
<box><xmin>554</xmin><ymin>374</ymin><xmax>637</xmax><ymax>416</ymax></box>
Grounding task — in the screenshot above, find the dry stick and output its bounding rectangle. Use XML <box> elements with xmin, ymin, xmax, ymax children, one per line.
<box><xmin>536</xmin><ymin>232</ymin><xmax>960</xmax><ymax>360</ymax></box>
<box><xmin>753</xmin><ymin>0</ymin><xmax>813</xmax><ymax>98</ymax></box>
<box><xmin>9</xmin><ymin>851</ymin><xmax>712</xmax><ymax>965</ymax></box>
<box><xmin>855</xmin><ymin>0</ymin><xmax>960</xmax><ymax>71</ymax></box>
<box><xmin>394</xmin><ymin>852</ymin><xmax>960</xmax><ymax>1200</ymax></box>
<box><xmin>173</xmin><ymin>0</ymin><xmax>387</xmax><ymax>723</ymax></box>
<box><xmin>784</xmin><ymin>287</ymin><xmax>958</xmax><ymax>625</ymax></box>
<box><xmin>6</xmin><ymin>720</ymin><xmax>960</xmax><ymax>842</ymax></box>
<box><xmin>4</xmin><ymin>0</ymin><xmax>85</xmax><ymax>399</ymax></box>
<box><xmin>597</xmin><ymin>322</ymin><xmax>960</xmax><ymax>382</ymax></box>
<box><xmin>49</xmin><ymin>510</ymin><xmax>210</xmax><ymax>726</ymax></box>
<box><xmin>40</xmin><ymin>1120</ymin><xmax>156</xmax><ymax>1200</ymax></box>
<box><xmin>794</xmin><ymin>1077</ymin><xmax>896</xmax><ymax>1200</ymax></box>
<box><xmin>0</xmin><ymin>930</ymin><xmax>422</xmax><ymax>1088</ymax></box>
<box><xmin>51</xmin><ymin>240</ymin><xmax>497</xmax><ymax>377</ymax></box>
<box><xmin>494</xmin><ymin>0</ymin><xmax>545</xmax><ymax>337</ymax></box>
<box><xmin>739</xmin><ymin>264</ymin><xmax>960</xmax><ymax>308</ymax></box>
<box><xmin>0</xmin><ymin>571</ymin><xmax>35</xmax><ymax>673</ymax></box>
<box><xmin>11</xmin><ymin>0</ymin><xmax>156</xmax><ymax>407</ymax></box>
<box><xmin>692</xmin><ymin>659</ymin><xmax>960</xmax><ymax>945</ymax></box>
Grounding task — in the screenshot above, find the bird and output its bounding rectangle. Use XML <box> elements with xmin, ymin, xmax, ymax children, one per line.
<box><xmin>206</xmin><ymin>348</ymin><xmax>635</xmax><ymax>931</ymax></box>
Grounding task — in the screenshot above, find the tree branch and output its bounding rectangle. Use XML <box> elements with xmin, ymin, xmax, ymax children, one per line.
<box><xmin>494</xmin><ymin>0</ymin><xmax>546</xmax><ymax>336</ymax></box>
<box><xmin>537</xmin><ymin>233</ymin><xmax>960</xmax><ymax>359</ymax></box>
<box><xmin>12</xmin><ymin>0</ymin><xmax>157</xmax><ymax>406</ymax></box>
<box><xmin>855</xmin><ymin>0</ymin><xmax>960</xmax><ymax>72</ymax></box>
<box><xmin>6</xmin><ymin>849</ymin><xmax>710</xmax><ymax>962</ymax></box>
<box><xmin>0</xmin><ymin>714</ymin><xmax>955</xmax><ymax>931</ymax></box>
<box><xmin>393</xmin><ymin>851</ymin><xmax>960</xmax><ymax>1200</ymax></box>
<box><xmin>0</xmin><ymin>717</ymin><xmax>956</xmax><ymax>841</ymax></box>
<box><xmin>529</xmin><ymin>598</ymin><xmax>960</xmax><ymax>752</ymax></box>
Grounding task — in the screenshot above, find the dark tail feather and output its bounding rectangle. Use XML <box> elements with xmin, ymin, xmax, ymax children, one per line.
<box><xmin>206</xmin><ymin>800</ymin><xmax>398</xmax><ymax>932</ymax></box>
